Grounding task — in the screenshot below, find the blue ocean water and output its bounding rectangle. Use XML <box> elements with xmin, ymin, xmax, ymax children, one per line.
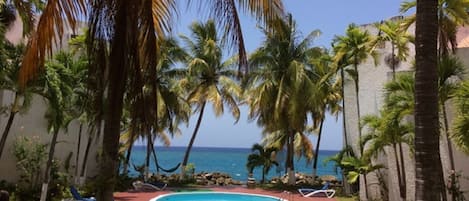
<box><xmin>128</xmin><ymin>146</ymin><xmax>340</xmax><ymax>181</ymax></box>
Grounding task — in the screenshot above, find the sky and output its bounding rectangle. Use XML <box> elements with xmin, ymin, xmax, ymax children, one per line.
<box><xmin>145</xmin><ymin>0</ymin><xmax>406</xmax><ymax>150</ymax></box>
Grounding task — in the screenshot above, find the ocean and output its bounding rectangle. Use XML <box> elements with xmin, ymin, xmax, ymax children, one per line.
<box><xmin>127</xmin><ymin>146</ymin><xmax>340</xmax><ymax>181</ymax></box>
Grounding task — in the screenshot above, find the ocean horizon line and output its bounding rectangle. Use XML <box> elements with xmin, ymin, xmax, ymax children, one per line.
<box><xmin>133</xmin><ymin>145</ymin><xmax>340</xmax><ymax>152</ymax></box>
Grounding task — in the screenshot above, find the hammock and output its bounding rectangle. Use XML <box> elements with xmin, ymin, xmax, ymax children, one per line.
<box><xmin>156</xmin><ymin>162</ymin><xmax>181</xmax><ymax>173</ymax></box>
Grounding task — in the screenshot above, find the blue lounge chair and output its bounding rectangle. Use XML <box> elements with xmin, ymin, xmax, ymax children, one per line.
<box><xmin>70</xmin><ymin>186</ymin><xmax>96</xmax><ymax>201</ymax></box>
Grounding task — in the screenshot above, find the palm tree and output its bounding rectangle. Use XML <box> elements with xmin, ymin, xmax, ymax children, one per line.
<box><xmin>437</xmin><ymin>55</ymin><xmax>465</xmax><ymax>174</ymax></box>
<box><xmin>247</xmin><ymin>14</ymin><xmax>319</xmax><ymax>185</ymax></box>
<box><xmin>18</xmin><ymin>1</ymin><xmax>283</xmax><ymax>200</ymax></box>
<box><xmin>180</xmin><ymin>20</ymin><xmax>242</xmax><ymax>178</ymax></box>
<box><xmin>360</xmin><ymin>109</ymin><xmax>414</xmax><ymax>200</ymax></box>
<box><xmin>452</xmin><ymin>80</ymin><xmax>469</xmax><ymax>154</ymax></box>
<box><xmin>401</xmin><ymin>0</ymin><xmax>469</xmax><ymax>56</ymax></box>
<box><xmin>0</xmin><ymin>43</ymin><xmax>37</xmax><ymax>160</ymax></box>
<box><xmin>375</xmin><ymin>19</ymin><xmax>413</xmax><ymax>80</ymax></box>
<box><xmin>414</xmin><ymin>0</ymin><xmax>445</xmax><ymax>200</ymax></box>
<box><xmin>39</xmin><ymin>52</ymin><xmax>76</xmax><ymax>201</ymax></box>
<box><xmin>332</xmin><ymin>24</ymin><xmax>378</xmax><ymax>154</ymax></box>
<box><xmin>308</xmin><ymin>52</ymin><xmax>342</xmax><ymax>181</ymax></box>
<box><xmin>246</xmin><ymin>143</ymin><xmax>279</xmax><ymax>183</ymax></box>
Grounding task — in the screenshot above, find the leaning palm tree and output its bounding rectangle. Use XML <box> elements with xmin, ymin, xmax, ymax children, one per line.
<box><xmin>413</xmin><ymin>0</ymin><xmax>445</xmax><ymax>199</ymax></box>
<box><xmin>0</xmin><ymin>43</ymin><xmax>38</xmax><ymax>160</ymax></box>
<box><xmin>246</xmin><ymin>143</ymin><xmax>279</xmax><ymax>183</ymax></box>
<box><xmin>18</xmin><ymin>1</ymin><xmax>283</xmax><ymax>200</ymax></box>
<box><xmin>308</xmin><ymin>52</ymin><xmax>342</xmax><ymax>181</ymax></box>
<box><xmin>247</xmin><ymin>14</ymin><xmax>319</xmax><ymax>185</ymax></box>
<box><xmin>332</xmin><ymin>24</ymin><xmax>378</xmax><ymax>154</ymax></box>
<box><xmin>179</xmin><ymin>20</ymin><xmax>242</xmax><ymax>178</ymax></box>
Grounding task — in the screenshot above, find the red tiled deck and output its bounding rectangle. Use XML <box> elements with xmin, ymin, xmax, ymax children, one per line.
<box><xmin>114</xmin><ymin>186</ymin><xmax>337</xmax><ymax>201</ymax></box>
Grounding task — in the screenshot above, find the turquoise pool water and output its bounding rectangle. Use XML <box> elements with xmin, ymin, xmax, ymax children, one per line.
<box><xmin>151</xmin><ymin>192</ymin><xmax>284</xmax><ymax>201</ymax></box>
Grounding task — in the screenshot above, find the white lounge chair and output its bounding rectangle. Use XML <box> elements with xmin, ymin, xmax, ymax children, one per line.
<box><xmin>132</xmin><ymin>181</ymin><xmax>167</xmax><ymax>191</ymax></box>
<box><xmin>298</xmin><ymin>182</ymin><xmax>335</xmax><ymax>198</ymax></box>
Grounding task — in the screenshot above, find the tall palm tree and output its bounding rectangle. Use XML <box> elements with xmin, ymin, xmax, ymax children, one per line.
<box><xmin>360</xmin><ymin>108</ymin><xmax>414</xmax><ymax>200</ymax></box>
<box><xmin>39</xmin><ymin>52</ymin><xmax>76</xmax><ymax>201</ymax></box>
<box><xmin>180</xmin><ymin>20</ymin><xmax>242</xmax><ymax>178</ymax></box>
<box><xmin>247</xmin><ymin>14</ymin><xmax>319</xmax><ymax>185</ymax></box>
<box><xmin>332</xmin><ymin>24</ymin><xmax>378</xmax><ymax>155</ymax></box>
<box><xmin>437</xmin><ymin>55</ymin><xmax>465</xmax><ymax>175</ymax></box>
<box><xmin>18</xmin><ymin>1</ymin><xmax>283</xmax><ymax>200</ymax></box>
<box><xmin>414</xmin><ymin>0</ymin><xmax>445</xmax><ymax>200</ymax></box>
<box><xmin>246</xmin><ymin>143</ymin><xmax>279</xmax><ymax>183</ymax></box>
<box><xmin>401</xmin><ymin>0</ymin><xmax>469</xmax><ymax>56</ymax></box>
<box><xmin>308</xmin><ymin>52</ymin><xmax>342</xmax><ymax>181</ymax></box>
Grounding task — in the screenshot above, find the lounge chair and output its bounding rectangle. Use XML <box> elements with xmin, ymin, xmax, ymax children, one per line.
<box><xmin>132</xmin><ymin>181</ymin><xmax>167</xmax><ymax>191</ymax></box>
<box><xmin>70</xmin><ymin>186</ymin><xmax>96</xmax><ymax>201</ymax></box>
<box><xmin>298</xmin><ymin>182</ymin><xmax>336</xmax><ymax>198</ymax></box>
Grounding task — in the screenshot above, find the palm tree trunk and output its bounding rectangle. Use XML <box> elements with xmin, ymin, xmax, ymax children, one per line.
<box><xmin>0</xmin><ymin>92</ymin><xmax>19</xmax><ymax>159</ymax></box>
<box><xmin>96</xmin><ymin>3</ymin><xmax>128</xmax><ymax>199</ymax></box>
<box><xmin>414</xmin><ymin>0</ymin><xmax>444</xmax><ymax>200</ymax></box>
<box><xmin>441</xmin><ymin>102</ymin><xmax>455</xmax><ymax>171</ymax></box>
<box><xmin>80</xmin><ymin>131</ymin><xmax>94</xmax><ymax>178</ymax></box>
<box><xmin>40</xmin><ymin>129</ymin><xmax>60</xmax><ymax>201</ymax></box>
<box><xmin>286</xmin><ymin>130</ymin><xmax>295</xmax><ymax>185</ymax></box>
<box><xmin>340</xmin><ymin>67</ymin><xmax>353</xmax><ymax>195</ymax></box>
<box><xmin>393</xmin><ymin>143</ymin><xmax>405</xmax><ymax>200</ymax></box>
<box><xmin>122</xmin><ymin>136</ymin><xmax>134</xmax><ymax>175</ymax></box>
<box><xmin>181</xmin><ymin>101</ymin><xmax>206</xmax><ymax>178</ymax></box>
<box><xmin>353</xmin><ymin>62</ymin><xmax>362</xmax><ymax>154</ymax></box>
<box><xmin>340</xmin><ymin>67</ymin><xmax>350</xmax><ymax>149</ymax></box>
<box><xmin>398</xmin><ymin>143</ymin><xmax>407</xmax><ymax>200</ymax></box>
<box><xmin>312</xmin><ymin>118</ymin><xmax>324</xmax><ymax>181</ymax></box>
<box><xmin>145</xmin><ymin>134</ymin><xmax>152</xmax><ymax>181</ymax></box>
<box><xmin>150</xmin><ymin>140</ymin><xmax>160</xmax><ymax>175</ymax></box>
<box><xmin>74</xmin><ymin>123</ymin><xmax>83</xmax><ymax>183</ymax></box>
<box><xmin>363</xmin><ymin>173</ymin><xmax>370</xmax><ymax>200</ymax></box>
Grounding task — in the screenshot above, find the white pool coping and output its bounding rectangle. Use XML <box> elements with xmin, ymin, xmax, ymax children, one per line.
<box><xmin>150</xmin><ymin>191</ymin><xmax>288</xmax><ymax>201</ymax></box>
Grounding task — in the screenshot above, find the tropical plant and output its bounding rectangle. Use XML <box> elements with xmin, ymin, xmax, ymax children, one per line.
<box><xmin>18</xmin><ymin>1</ymin><xmax>284</xmax><ymax>200</ymax></box>
<box><xmin>413</xmin><ymin>0</ymin><xmax>445</xmax><ymax>199</ymax></box>
<box><xmin>38</xmin><ymin>51</ymin><xmax>80</xmax><ymax>201</ymax></box>
<box><xmin>437</xmin><ymin>55</ymin><xmax>465</xmax><ymax>174</ymax></box>
<box><xmin>340</xmin><ymin>155</ymin><xmax>384</xmax><ymax>199</ymax></box>
<box><xmin>360</xmin><ymin>108</ymin><xmax>414</xmax><ymax>200</ymax></box>
<box><xmin>179</xmin><ymin>20</ymin><xmax>242</xmax><ymax>178</ymax></box>
<box><xmin>401</xmin><ymin>0</ymin><xmax>469</xmax><ymax>56</ymax></box>
<box><xmin>332</xmin><ymin>23</ymin><xmax>378</xmax><ymax>155</ymax></box>
<box><xmin>246</xmin><ymin>14</ymin><xmax>319</xmax><ymax>185</ymax></box>
<box><xmin>246</xmin><ymin>143</ymin><xmax>279</xmax><ymax>183</ymax></box>
<box><xmin>375</xmin><ymin>19</ymin><xmax>413</xmax><ymax>80</ymax></box>
<box><xmin>452</xmin><ymin>80</ymin><xmax>469</xmax><ymax>154</ymax></box>
<box><xmin>308</xmin><ymin>52</ymin><xmax>342</xmax><ymax>181</ymax></box>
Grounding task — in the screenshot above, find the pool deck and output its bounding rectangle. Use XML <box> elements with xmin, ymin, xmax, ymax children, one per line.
<box><xmin>114</xmin><ymin>186</ymin><xmax>337</xmax><ymax>201</ymax></box>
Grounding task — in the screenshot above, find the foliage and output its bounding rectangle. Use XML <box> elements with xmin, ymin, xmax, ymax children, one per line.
<box><xmin>13</xmin><ymin>136</ymin><xmax>47</xmax><ymax>201</ymax></box>
<box><xmin>246</xmin><ymin>144</ymin><xmax>279</xmax><ymax>183</ymax></box>
<box><xmin>447</xmin><ymin>171</ymin><xmax>468</xmax><ymax>201</ymax></box>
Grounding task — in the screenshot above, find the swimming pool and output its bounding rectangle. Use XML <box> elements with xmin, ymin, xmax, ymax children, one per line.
<box><xmin>150</xmin><ymin>192</ymin><xmax>286</xmax><ymax>201</ymax></box>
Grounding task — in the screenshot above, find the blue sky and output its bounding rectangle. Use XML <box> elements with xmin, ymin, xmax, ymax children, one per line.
<box><xmin>149</xmin><ymin>0</ymin><xmax>406</xmax><ymax>150</ymax></box>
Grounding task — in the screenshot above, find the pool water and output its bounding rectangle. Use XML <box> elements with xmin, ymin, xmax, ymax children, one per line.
<box><xmin>151</xmin><ymin>192</ymin><xmax>285</xmax><ymax>201</ymax></box>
